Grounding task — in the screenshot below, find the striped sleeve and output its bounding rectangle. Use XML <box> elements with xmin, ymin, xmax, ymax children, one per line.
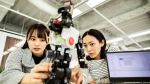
<box><xmin>87</xmin><ymin>59</ymin><xmax>110</xmax><ymax>83</ymax></box>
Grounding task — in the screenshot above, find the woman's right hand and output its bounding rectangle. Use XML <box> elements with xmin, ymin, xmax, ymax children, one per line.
<box><xmin>20</xmin><ymin>63</ymin><xmax>52</xmax><ymax>84</ymax></box>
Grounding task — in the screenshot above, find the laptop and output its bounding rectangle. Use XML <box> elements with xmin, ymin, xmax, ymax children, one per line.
<box><xmin>106</xmin><ymin>50</ymin><xmax>150</xmax><ymax>82</ymax></box>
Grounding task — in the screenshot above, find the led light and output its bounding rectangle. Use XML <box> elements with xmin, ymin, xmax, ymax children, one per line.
<box><xmin>72</xmin><ymin>8</ymin><xmax>82</xmax><ymax>18</ymax></box>
<box><xmin>144</xmin><ymin>47</ymin><xmax>150</xmax><ymax>50</ymax></box>
<box><xmin>86</xmin><ymin>0</ymin><xmax>106</xmax><ymax>7</ymax></box>
<box><xmin>128</xmin><ymin>30</ymin><xmax>150</xmax><ymax>38</ymax></box>
<box><xmin>107</xmin><ymin>37</ymin><xmax>123</xmax><ymax>44</ymax></box>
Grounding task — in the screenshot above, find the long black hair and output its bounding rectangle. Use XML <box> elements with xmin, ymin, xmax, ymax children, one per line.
<box><xmin>82</xmin><ymin>29</ymin><xmax>106</xmax><ymax>59</ymax></box>
<box><xmin>22</xmin><ymin>23</ymin><xmax>51</xmax><ymax>50</ymax></box>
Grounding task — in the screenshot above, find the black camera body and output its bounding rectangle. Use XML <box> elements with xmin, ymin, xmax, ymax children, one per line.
<box><xmin>46</xmin><ymin>45</ymin><xmax>72</xmax><ymax>84</ymax></box>
<box><xmin>49</xmin><ymin>7</ymin><xmax>73</xmax><ymax>34</ymax></box>
<box><xmin>58</xmin><ymin>7</ymin><xmax>73</xmax><ymax>28</ymax></box>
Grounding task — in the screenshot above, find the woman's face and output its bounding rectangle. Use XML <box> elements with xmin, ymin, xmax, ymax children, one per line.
<box><xmin>27</xmin><ymin>30</ymin><xmax>49</xmax><ymax>57</ymax></box>
<box><xmin>83</xmin><ymin>35</ymin><xmax>104</xmax><ymax>60</ymax></box>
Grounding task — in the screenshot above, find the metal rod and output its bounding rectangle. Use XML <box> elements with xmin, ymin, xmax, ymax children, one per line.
<box><xmin>92</xmin><ymin>8</ymin><xmax>143</xmax><ymax>49</ymax></box>
<box><xmin>74</xmin><ymin>0</ymin><xmax>89</xmax><ymax>8</ymax></box>
<box><xmin>0</xmin><ymin>4</ymin><xmax>46</xmax><ymax>25</ymax></box>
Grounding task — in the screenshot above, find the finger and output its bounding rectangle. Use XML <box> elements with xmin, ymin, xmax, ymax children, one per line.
<box><xmin>39</xmin><ymin>63</ymin><xmax>52</xmax><ymax>72</ymax></box>
<box><xmin>39</xmin><ymin>62</ymin><xmax>51</xmax><ymax>66</ymax></box>
<box><xmin>71</xmin><ymin>68</ymin><xmax>80</xmax><ymax>82</ymax></box>
<box><xmin>73</xmin><ymin>75</ymin><xmax>77</xmax><ymax>82</ymax></box>
<box><xmin>76</xmin><ymin>73</ymin><xmax>83</xmax><ymax>84</ymax></box>
<box><xmin>31</xmin><ymin>78</ymin><xmax>43</xmax><ymax>84</ymax></box>
<box><xmin>71</xmin><ymin>71</ymin><xmax>77</xmax><ymax>82</ymax></box>
<box><xmin>75</xmin><ymin>69</ymin><xmax>83</xmax><ymax>84</ymax></box>
<box><xmin>32</xmin><ymin>72</ymin><xmax>49</xmax><ymax>79</ymax></box>
<box><xmin>31</xmin><ymin>63</ymin><xmax>52</xmax><ymax>73</ymax></box>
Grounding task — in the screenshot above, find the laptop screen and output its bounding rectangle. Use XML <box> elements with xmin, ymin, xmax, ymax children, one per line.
<box><xmin>106</xmin><ymin>50</ymin><xmax>150</xmax><ymax>82</ymax></box>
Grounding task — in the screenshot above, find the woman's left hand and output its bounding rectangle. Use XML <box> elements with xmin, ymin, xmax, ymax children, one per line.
<box><xmin>70</xmin><ymin>67</ymin><xmax>83</xmax><ymax>84</ymax></box>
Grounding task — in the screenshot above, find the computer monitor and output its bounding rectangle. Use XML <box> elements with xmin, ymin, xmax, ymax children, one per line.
<box><xmin>106</xmin><ymin>50</ymin><xmax>150</xmax><ymax>82</ymax></box>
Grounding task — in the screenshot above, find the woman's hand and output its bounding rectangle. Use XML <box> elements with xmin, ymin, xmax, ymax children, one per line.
<box><xmin>20</xmin><ymin>63</ymin><xmax>52</xmax><ymax>84</ymax></box>
<box><xmin>71</xmin><ymin>67</ymin><xmax>83</xmax><ymax>84</ymax></box>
